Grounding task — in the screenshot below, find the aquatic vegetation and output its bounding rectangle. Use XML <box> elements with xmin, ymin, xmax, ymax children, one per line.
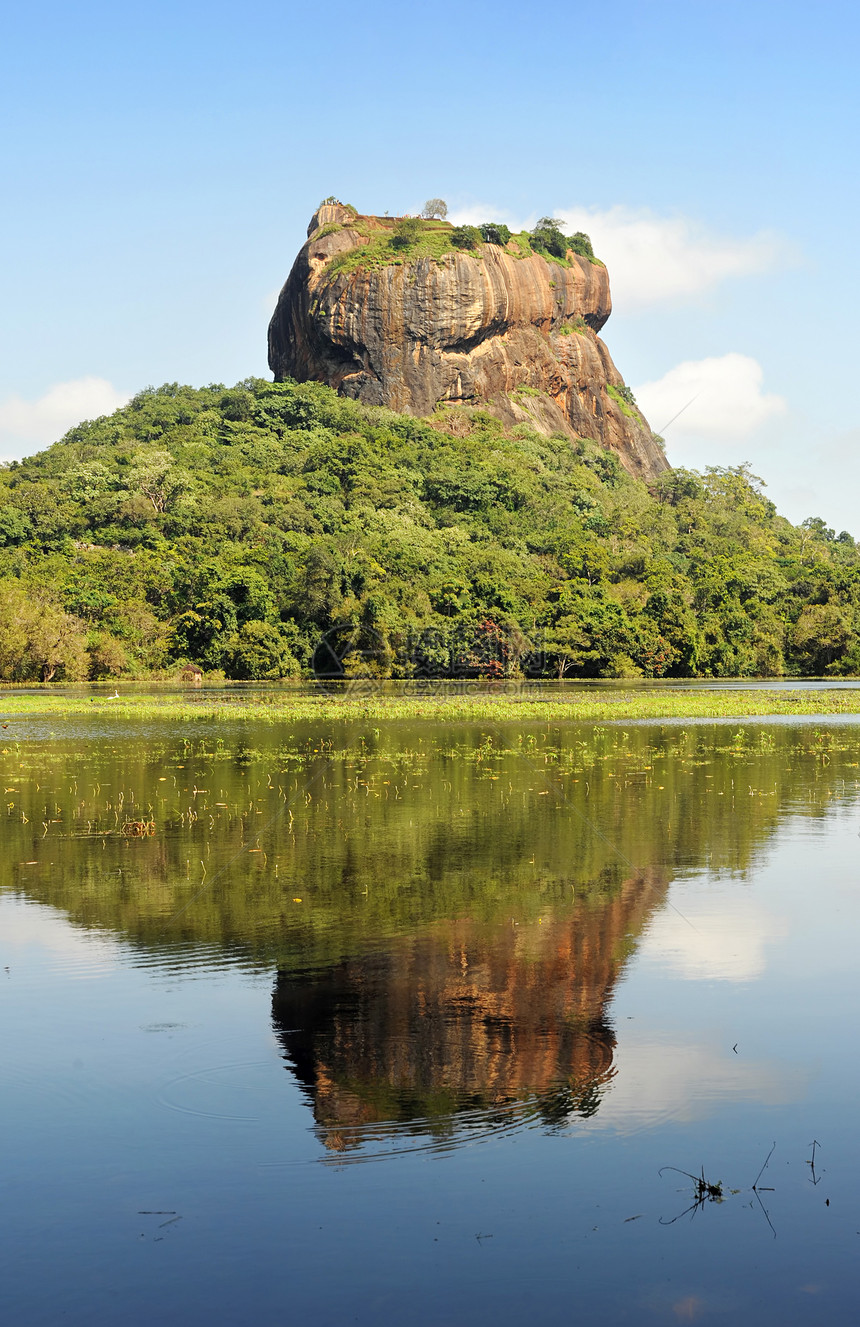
<box><xmin>4</xmin><ymin>717</ymin><xmax>860</xmax><ymax>977</ymax></box>
<box><xmin>4</xmin><ymin>683</ymin><xmax>860</xmax><ymax>725</ymax></box>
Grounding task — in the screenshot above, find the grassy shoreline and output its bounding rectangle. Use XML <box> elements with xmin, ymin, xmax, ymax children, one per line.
<box><xmin>3</xmin><ymin>687</ymin><xmax>860</xmax><ymax>725</ymax></box>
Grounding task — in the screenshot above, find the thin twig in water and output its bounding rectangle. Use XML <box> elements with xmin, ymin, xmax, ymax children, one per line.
<box><xmin>659</xmin><ymin>1165</ymin><xmax>701</xmax><ymax>1185</ymax></box>
<box><xmin>752</xmin><ymin>1187</ymin><xmax>777</xmax><ymax>1239</ymax></box>
<box><xmin>752</xmin><ymin>1142</ymin><xmax>776</xmax><ymax>1191</ymax></box>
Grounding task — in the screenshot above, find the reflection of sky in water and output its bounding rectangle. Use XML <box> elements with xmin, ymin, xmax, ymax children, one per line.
<box><xmin>640</xmin><ymin>884</ymin><xmax>788</xmax><ymax>982</ymax></box>
<box><xmin>582</xmin><ymin>1037</ymin><xmax>807</xmax><ymax>1133</ymax></box>
<box><xmin>4</xmin><ymin>721</ymin><xmax>860</xmax><ymax>1325</ymax></box>
<box><xmin>2</xmin><ymin>812</ymin><xmax>854</xmax><ymax>1156</ymax></box>
<box><xmin>1</xmin><ymin>901</ymin><xmax>122</xmax><ymax>973</ymax></box>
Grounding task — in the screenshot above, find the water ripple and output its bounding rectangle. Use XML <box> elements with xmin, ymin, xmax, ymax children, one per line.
<box><xmin>156</xmin><ymin>1059</ymin><xmax>272</xmax><ymax>1122</ymax></box>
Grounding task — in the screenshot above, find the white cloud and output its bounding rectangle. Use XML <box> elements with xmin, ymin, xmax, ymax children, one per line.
<box><xmin>0</xmin><ymin>377</ymin><xmax>129</xmax><ymax>462</ymax></box>
<box><xmin>557</xmin><ymin>206</ymin><xmax>785</xmax><ymax>310</ymax></box>
<box><xmin>448</xmin><ymin>203</ymin><xmax>785</xmax><ymax>311</ymax></box>
<box><xmin>633</xmin><ymin>353</ymin><xmax>787</xmax><ymax>439</ymax></box>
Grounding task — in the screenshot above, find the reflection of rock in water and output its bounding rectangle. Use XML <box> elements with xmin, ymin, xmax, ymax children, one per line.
<box><xmin>272</xmin><ymin>870</ymin><xmax>666</xmax><ymax>1152</ymax></box>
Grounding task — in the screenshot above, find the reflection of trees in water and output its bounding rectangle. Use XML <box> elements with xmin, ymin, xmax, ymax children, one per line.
<box><xmin>8</xmin><ymin>724</ymin><xmax>857</xmax><ymax>966</ymax></box>
<box><xmin>8</xmin><ymin>722</ymin><xmax>860</xmax><ymax>1152</ymax></box>
<box><xmin>273</xmin><ymin>870</ymin><xmax>667</xmax><ymax>1151</ymax></box>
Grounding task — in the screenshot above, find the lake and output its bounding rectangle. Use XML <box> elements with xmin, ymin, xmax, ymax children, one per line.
<box><xmin>2</xmin><ymin>709</ymin><xmax>860</xmax><ymax>1324</ymax></box>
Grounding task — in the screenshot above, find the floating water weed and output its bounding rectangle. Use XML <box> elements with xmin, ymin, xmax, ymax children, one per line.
<box><xmin>659</xmin><ymin>1166</ymin><xmax>725</xmax><ymax>1225</ymax></box>
<box><xmin>122</xmin><ymin>819</ymin><xmax>156</xmax><ymax>837</ymax></box>
<box><xmin>660</xmin><ymin>1143</ymin><xmax>779</xmax><ymax>1235</ymax></box>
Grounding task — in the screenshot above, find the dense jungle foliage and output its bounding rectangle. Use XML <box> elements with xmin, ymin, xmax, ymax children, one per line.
<box><xmin>0</xmin><ymin>377</ymin><xmax>857</xmax><ymax>682</ymax></box>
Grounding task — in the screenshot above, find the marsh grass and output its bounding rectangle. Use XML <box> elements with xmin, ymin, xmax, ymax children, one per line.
<box><xmin>3</xmin><ymin>687</ymin><xmax>860</xmax><ymax>725</ymax></box>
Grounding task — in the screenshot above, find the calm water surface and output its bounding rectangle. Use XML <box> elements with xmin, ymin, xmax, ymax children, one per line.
<box><xmin>2</xmin><ymin>711</ymin><xmax>860</xmax><ymax>1324</ymax></box>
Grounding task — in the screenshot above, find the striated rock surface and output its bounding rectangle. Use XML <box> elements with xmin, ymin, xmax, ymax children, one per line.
<box><xmin>268</xmin><ymin>204</ymin><xmax>669</xmax><ymax>481</ymax></box>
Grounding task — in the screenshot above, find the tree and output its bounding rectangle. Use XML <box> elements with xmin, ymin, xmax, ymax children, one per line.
<box><xmin>568</xmin><ymin>231</ymin><xmax>595</xmax><ymax>259</ymax></box>
<box><xmin>0</xmin><ymin>505</ymin><xmax>32</xmax><ymax>546</ymax></box>
<box><xmin>530</xmin><ymin>217</ymin><xmax>568</xmax><ymax>260</ymax></box>
<box><xmin>451</xmin><ymin>225</ymin><xmax>482</xmax><ymax>250</ymax></box>
<box><xmin>542</xmin><ymin>618</ymin><xmax>591</xmax><ymax>678</ymax></box>
<box><xmin>128</xmin><ymin>450</ymin><xmax>189</xmax><ymax>514</ymax></box>
<box><xmin>802</xmin><ymin>515</ymin><xmax>835</xmax><ymax>542</ymax></box>
<box><xmin>87</xmin><ymin>632</ymin><xmax>129</xmax><ymax>679</ymax></box>
<box><xmin>223</xmin><ymin>621</ymin><xmax>300</xmax><ymax>680</ymax></box>
<box><xmin>527</xmin><ymin>219</ymin><xmax>596</xmax><ymax>263</ymax></box>
<box><xmin>792</xmin><ymin>602</ymin><xmax>852</xmax><ymax>673</ymax></box>
<box><xmin>420</xmin><ymin>199</ymin><xmax>448</xmax><ymax>219</ymax></box>
<box><xmin>391</xmin><ymin>217</ymin><xmax>423</xmax><ymax>248</ymax></box>
<box><xmin>479</xmin><ymin>222</ymin><xmax>511</xmax><ymax>246</ymax></box>
<box><xmin>0</xmin><ymin>581</ymin><xmax>88</xmax><ymax>682</ymax></box>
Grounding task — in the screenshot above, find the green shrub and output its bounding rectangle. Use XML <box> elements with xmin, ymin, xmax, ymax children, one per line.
<box><xmin>391</xmin><ymin>217</ymin><xmax>423</xmax><ymax>248</ymax></box>
<box><xmin>557</xmin><ymin>317</ymin><xmax>587</xmax><ymax>336</ymax></box>
<box><xmin>607</xmin><ymin>383</ymin><xmax>638</xmax><ymax>418</ymax></box>
<box><xmin>451</xmin><ymin>225</ymin><xmax>482</xmax><ymax>251</ymax></box>
<box><xmin>568</xmin><ymin>231</ymin><xmax>595</xmax><ymax>259</ymax></box>
<box><xmin>527</xmin><ymin>220</ymin><xmax>597</xmax><ymax>264</ymax></box>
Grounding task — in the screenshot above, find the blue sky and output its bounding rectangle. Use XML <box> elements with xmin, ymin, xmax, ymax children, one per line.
<box><xmin>2</xmin><ymin>0</ymin><xmax>858</xmax><ymax>530</ymax></box>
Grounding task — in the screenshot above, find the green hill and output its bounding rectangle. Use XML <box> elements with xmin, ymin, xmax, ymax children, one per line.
<box><xmin>0</xmin><ymin>377</ymin><xmax>856</xmax><ymax>681</ymax></box>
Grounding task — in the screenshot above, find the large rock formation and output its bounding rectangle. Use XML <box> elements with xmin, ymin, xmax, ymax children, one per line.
<box><xmin>268</xmin><ymin>203</ymin><xmax>669</xmax><ymax>481</ymax></box>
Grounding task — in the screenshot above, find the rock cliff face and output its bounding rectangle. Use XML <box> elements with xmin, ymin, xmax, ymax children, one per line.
<box><xmin>268</xmin><ymin>204</ymin><xmax>669</xmax><ymax>481</ymax></box>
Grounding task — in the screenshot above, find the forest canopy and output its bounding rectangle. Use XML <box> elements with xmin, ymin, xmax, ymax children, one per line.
<box><xmin>0</xmin><ymin>377</ymin><xmax>856</xmax><ymax>682</ymax></box>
